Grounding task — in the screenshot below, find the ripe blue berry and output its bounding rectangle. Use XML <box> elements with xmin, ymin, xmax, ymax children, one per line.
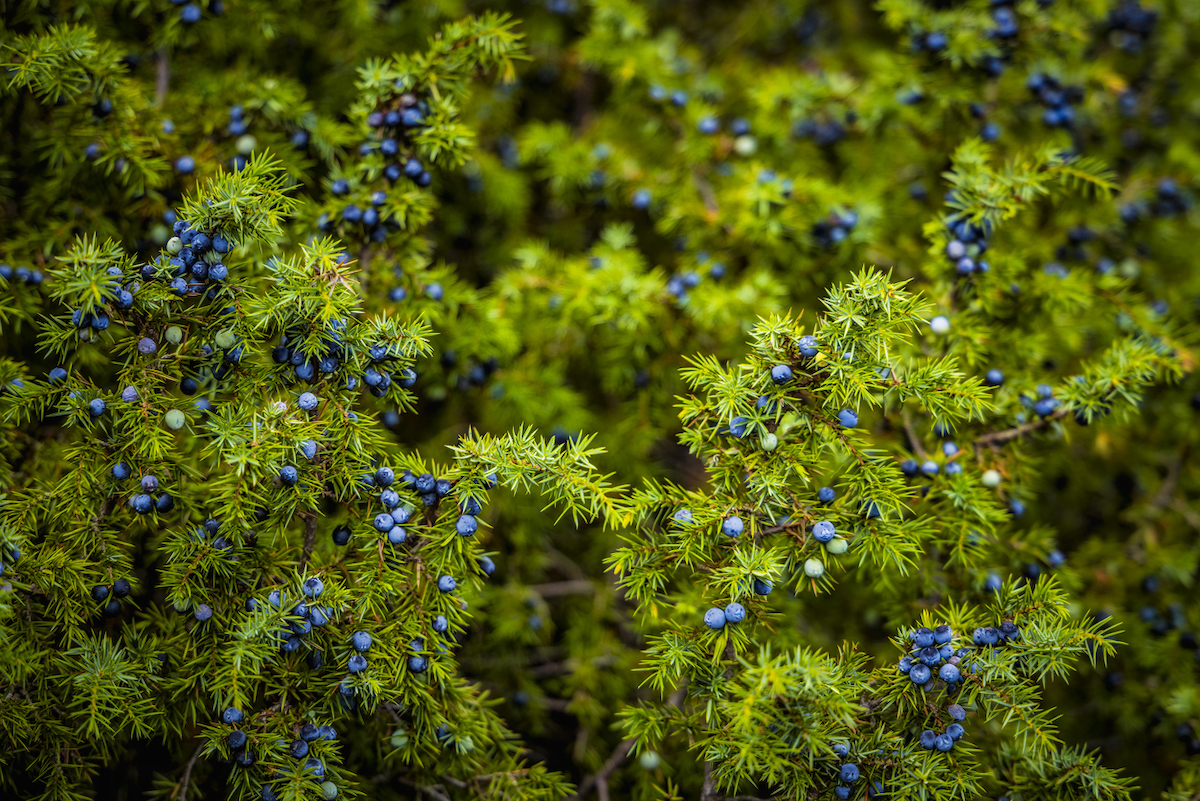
<box><xmin>298</xmin><ymin>392</ymin><xmax>318</xmax><ymax>411</ymax></box>
<box><xmin>812</xmin><ymin>520</ymin><xmax>836</xmax><ymax>543</ymax></box>
<box><xmin>130</xmin><ymin>494</ymin><xmax>153</xmax><ymax>514</ymax></box>
<box><xmin>348</xmin><ymin>654</ymin><xmax>368</xmax><ymax>673</ymax></box>
<box><xmin>919</xmin><ymin>729</ymin><xmax>937</xmax><ymax>749</ymax></box>
<box><xmin>834</xmin><ymin>787</ymin><xmax>850</xmax><ymax>800</ymax></box>
<box><xmin>289</xmin><ymin>739</ymin><xmax>309</xmax><ymax>758</ymax></box>
<box><xmin>88</xmin><ymin>398</ymin><xmax>106</xmax><ymax>417</ymax></box>
<box><xmin>817</xmin><ymin>486</ymin><xmax>835</xmax><ymax>504</ymax></box>
<box><xmin>112</xmin><ymin>462</ymin><xmax>131</xmax><ymax>480</ymax></box>
<box><xmin>724</xmin><ymin>602</ymin><xmax>746</xmax><ymax>624</ymax></box>
<box><xmin>948</xmin><ymin>703</ymin><xmax>966</xmax><ymax>721</ymax></box>
<box><xmin>92</xmin><ymin>585</ymin><xmax>110</xmax><ymax>602</ymax></box>
<box><xmin>985</xmin><ymin>368</ymin><xmax>1004</xmax><ymax>386</ymax></box>
<box><xmin>912</xmin><ymin>627</ymin><xmax>935</xmax><ymax>648</ymax></box>
<box><xmin>437</xmin><ymin>575</ymin><xmax>457</xmax><ymax>593</ymax></box>
<box><xmin>303</xmin><ymin>577</ymin><xmax>324</xmax><ymax>598</ymax></box>
<box><xmin>408</xmin><ymin>655</ymin><xmax>428</xmax><ymax>673</ymax></box>
<box><xmin>631</xmin><ymin>188</ymin><xmax>652</xmax><ymax>209</ymax></box>
<box><xmin>279</xmin><ymin>466</ymin><xmax>299</xmax><ymax>486</ymax></box>
<box><xmin>194</xmin><ymin>604</ymin><xmax>213</xmax><ymax>622</ymax></box>
<box><xmin>721</xmin><ymin>516</ymin><xmax>744</xmax><ymax>537</ymax></box>
<box><xmin>387</xmin><ymin>526</ymin><xmax>406</xmax><ymax>545</ymax></box>
<box><xmin>376</xmin><ymin>467</ymin><xmax>395</xmax><ymax>487</ymax></box>
<box><xmin>227</xmin><ymin>729</ymin><xmax>246</xmax><ymax>749</ymax></box>
<box><xmin>351</xmin><ymin>630</ymin><xmax>372</xmax><ymax>652</ymax></box>
<box><xmin>934</xmin><ymin>733</ymin><xmax>954</xmax><ymax>752</ymax></box>
<box><xmin>221</xmin><ymin>707</ymin><xmax>244</xmax><ymax>725</ymax></box>
<box><xmin>939</xmin><ymin>663</ymin><xmax>961</xmax><ymax>683</ymax></box>
<box><xmin>478</xmin><ymin>555</ymin><xmax>496</xmax><ymax>577</ymax></box>
<box><xmin>456</xmin><ymin>515</ymin><xmax>478</xmax><ymax>536</ymax></box>
<box><xmin>373</xmin><ymin>513</ymin><xmax>395</xmax><ymax>532</ymax></box>
<box><xmin>728</xmin><ymin>416</ymin><xmax>749</xmax><ymax>437</ymax></box>
<box><xmin>933</xmin><ymin>624</ymin><xmax>953</xmax><ymax>644</ymax></box>
<box><xmin>332</xmin><ymin>526</ymin><xmax>351</xmax><ymax>546</ymax></box>
<box><xmin>836</xmin><ymin>409</ymin><xmax>858</xmax><ymax>428</ymax></box>
<box><xmin>752</xmin><ymin>578</ymin><xmax>772</xmax><ymax>595</ymax></box>
<box><xmin>703</xmin><ymin>607</ymin><xmax>726</xmax><ymax>629</ymax></box>
<box><xmin>1048</xmin><ymin>549</ymin><xmax>1065</xmax><ymax>568</ymax></box>
<box><xmin>433</xmin><ymin>614</ymin><xmax>449</xmax><ymax>633</ymax></box>
<box><xmin>909</xmin><ymin>663</ymin><xmax>931</xmax><ymax>684</ymax></box>
<box><xmin>770</xmin><ymin>364</ymin><xmax>793</xmax><ymax>385</ymax></box>
<box><xmin>797</xmin><ymin>336</ymin><xmax>819</xmax><ymax>358</ymax></box>
<box><xmin>840</xmin><ymin>763</ymin><xmax>859</xmax><ymax>783</ymax></box>
<box><xmin>672</xmin><ymin>508</ymin><xmax>693</xmax><ymax>526</ymax></box>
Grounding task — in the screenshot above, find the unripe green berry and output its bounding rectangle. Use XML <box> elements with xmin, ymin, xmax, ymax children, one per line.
<box><xmin>165</xmin><ymin>326</ymin><xmax>183</xmax><ymax>345</ymax></box>
<box><xmin>734</xmin><ymin>135</ymin><xmax>758</xmax><ymax>156</ymax></box>
<box><xmin>236</xmin><ymin>135</ymin><xmax>257</xmax><ymax>155</ymax></box>
<box><xmin>982</xmin><ymin>469</ymin><xmax>1002</xmax><ymax>488</ymax></box>
<box><xmin>639</xmin><ymin>750</ymin><xmax>661</xmax><ymax>770</ymax></box>
<box><xmin>390</xmin><ymin>728</ymin><xmax>408</xmax><ymax>749</ymax></box>
<box><xmin>826</xmin><ymin>538</ymin><xmax>849</xmax><ymax>555</ymax></box>
<box><xmin>319</xmin><ymin>782</ymin><xmax>338</xmax><ymax>800</ymax></box>
<box><xmin>165</xmin><ymin>409</ymin><xmax>186</xmax><ymax>430</ymax></box>
<box><xmin>150</xmin><ymin>224</ymin><xmax>170</xmax><ymax>245</ymax></box>
<box><xmin>166</xmin><ymin>237</ymin><xmax>183</xmax><ymax>255</ymax></box>
<box><xmin>803</xmin><ymin>558</ymin><xmax>825</xmax><ymax>578</ymax></box>
<box><xmin>214</xmin><ymin>330</ymin><xmax>236</xmax><ymax>350</ymax></box>
<box><xmin>172</xmin><ymin>598</ymin><xmax>192</xmax><ymax>613</ymax></box>
<box><xmin>760</xmin><ymin>432</ymin><xmax>778</xmax><ymax>451</ymax></box>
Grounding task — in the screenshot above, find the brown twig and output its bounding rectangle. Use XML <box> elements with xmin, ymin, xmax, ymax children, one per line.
<box><xmin>299</xmin><ymin>512</ymin><xmax>318</xmax><ymax>571</ymax></box>
<box><xmin>174</xmin><ymin>744</ymin><xmax>203</xmax><ymax>801</ymax></box>
<box><xmin>531</xmin><ymin>579</ymin><xmax>595</xmax><ymax>598</ymax></box>
<box><xmin>900</xmin><ymin>410</ymin><xmax>928</xmax><ymax>462</ymax></box>
<box><xmin>973</xmin><ymin>408</ymin><xmax>1069</xmax><ymax>448</ymax></box>
<box><xmin>699</xmin><ymin>760</ymin><xmax>718</xmax><ymax>801</ymax></box>
<box><xmin>155</xmin><ymin>50</ymin><xmax>170</xmax><ymax>106</ymax></box>
<box><xmin>569</xmin><ymin>739</ymin><xmax>635</xmax><ymax>801</ymax></box>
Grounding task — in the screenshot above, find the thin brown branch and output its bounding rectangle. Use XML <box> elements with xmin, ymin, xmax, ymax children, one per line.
<box><xmin>692</xmin><ymin>168</ymin><xmax>720</xmax><ymax>219</ymax></box>
<box><xmin>155</xmin><ymin>50</ymin><xmax>170</xmax><ymax>106</ymax></box>
<box><xmin>299</xmin><ymin>512</ymin><xmax>318</xmax><ymax>571</ymax></box>
<box><xmin>174</xmin><ymin>744</ymin><xmax>203</xmax><ymax>801</ymax></box>
<box><xmin>901</xmin><ymin>409</ymin><xmax>928</xmax><ymax>462</ymax></box>
<box><xmin>569</xmin><ymin>738</ymin><xmax>634</xmax><ymax>801</ymax></box>
<box><xmin>700</xmin><ymin>760</ymin><xmax>717</xmax><ymax>801</ymax></box>
<box><xmin>973</xmin><ymin>408</ymin><xmax>1069</xmax><ymax>448</ymax></box>
<box><xmin>532</xmin><ymin>579</ymin><xmax>596</xmax><ymax>598</ymax></box>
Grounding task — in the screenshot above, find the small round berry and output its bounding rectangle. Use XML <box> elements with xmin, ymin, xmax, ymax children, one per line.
<box><xmin>985</xmin><ymin>368</ymin><xmax>1004</xmax><ymax>386</ymax></box>
<box><xmin>303</xmin><ymin>577</ymin><xmax>324</xmax><ymax>598</ymax></box>
<box><xmin>723</xmin><ymin>602</ymin><xmax>746</xmax><ymax>624</ymax></box>
<box><xmin>351</xmin><ymin>630</ymin><xmax>372</xmax><ymax>652</ymax></box>
<box><xmin>812</xmin><ymin>521</ymin><xmax>836</xmax><ymax>543</ymax></box>
<box><xmin>836</xmin><ymin>409</ymin><xmax>858</xmax><ymax>428</ymax></box>
<box><xmin>934</xmin><ymin>733</ymin><xmax>954</xmax><ymax>752</ymax></box>
<box><xmin>348</xmin><ymin>654</ymin><xmax>368</xmax><ymax>673</ymax></box>
<box><xmin>91</xmin><ymin>585</ymin><xmax>110</xmax><ymax>602</ymax></box>
<box><xmin>456</xmin><ymin>515</ymin><xmax>478</xmax><ymax>536</ymax></box>
<box><xmin>88</xmin><ymin>398</ymin><xmax>106</xmax><ymax>417</ymax></box>
<box><xmin>817</xmin><ymin>486</ymin><xmax>835</xmax><ymax>504</ymax></box>
<box><xmin>373</xmin><ymin>513</ymin><xmax>395</xmax><ymax>532</ymax></box>
<box><xmin>112</xmin><ymin>462</ymin><xmax>131</xmax><ymax>480</ymax></box>
<box><xmin>947</xmin><ymin>722</ymin><xmax>965</xmax><ymax>741</ymax></box>
<box><xmin>796</xmin><ymin>336</ymin><xmax>819</xmax><ymax>358</ymax></box>
<box><xmin>981</xmin><ymin>469</ymin><xmax>1002</xmax><ymax>487</ymax></box>
<box><xmin>165</xmin><ymin>409</ymin><xmax>186</xmax><ymax>430</ymax></box>
<box><xmin>703</xmin><ymin>607</ymin><xmax>726</xmax><ymax>629</ymax></box>
<box><xmin>221</xmin><ymin>707</ymin><xmax>244</xmax><ymax>724</ymax></box>
<box><xmin>929</xmin><ymin>315</ymin><xmax>951</xmax><ymax>334</ymax></box>
<box><xmin>909</xmin><ymin>663</ymin><xmax>931</xmax><ymax>685</ymax></box>
<box><xmin>752</xmin><ymin>578</ymin><xmax>773</xmax><ymax>595</ymax></box>
<box><xmin>332</xmin><ymin>526</ymin><xmax>351</xmax><ymax>546</ymax></box>
<box><xmin>721</xmin><ymin>516</ymin><xmax>744</xmax><ymax>538</ymax></box>
<box><xmin>826</xmin><ymin>538</ymin><xmax>848</xmax><ymax>555</ymax></box>
<box><xmin>433</xmin><ymin>614</ymin><xmax>449</xmax><ymax>633</ymax></box>
<box><xmin>194</xmin><ymin>603</ymin><xmax>213</xmax><ymax>622</ymax></box>
<box><xmin>279</xmin><ymin>466</ymin><xmax>299</xmax><ymax>486</ymax></box>
<box><xmin>770</xmin><ymin>365</ymin><xmax>794</xmax><ymax>385</ymax></box>
<box><xmin>437</xmin><ymin>575</ymin><xmax>457</xmax><ymax>593</ymax></box>
<box><xmin>919</xmin><ymin>729</ymin><xmax>937</xmax><ymax>749</ymax></box>
<box><xmin>840</xmin><ymin>763</ymin><xmax>859</xmax><ymax>783</ymax></box>
<box><xmin>298</xmin><ymin>392</ymin><xmax>318</xmax><ymax>411</ymax></box>
<box><xmin>803</xmin><ymin>558</ymin><xmax>825</xmax><ymax>578</ymax></box>
<box><xmin>939</xmin><ymin>663</ymin><xmax>962</xmax><ymax>683</ymax></box>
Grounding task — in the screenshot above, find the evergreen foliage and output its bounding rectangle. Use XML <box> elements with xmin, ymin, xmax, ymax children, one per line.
<box><xmin>1</xmin><ymin>1</ymin><xmax>1199</xmax><ymax>800</ymax></box>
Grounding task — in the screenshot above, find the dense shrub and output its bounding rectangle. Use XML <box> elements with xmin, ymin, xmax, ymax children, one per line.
<box><xmin>1</xmin><ymin>1</ymin><xmax>1199</xmax><ymax>800</ymax></box>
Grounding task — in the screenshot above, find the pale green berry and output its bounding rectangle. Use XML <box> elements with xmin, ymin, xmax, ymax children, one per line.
<box><xmin>826</xmin><ymin>538</ymin><xmax>849</xmax><ymax>555</ymax></box>
<box><xmin>214</xmin><ymin>330</ymin><xmax>236</xmax><ymax>350</ymax></box>
<box><xmin>639</xmin><ymin>750</ymin><xmax>661</xmax><ymax>770</ymax></box>
<box><xmin>166</xmin><ymin>237</ymin><xmax>183</xmax><ymax>255</ymax></box>
<box><xmin>319</xmin><ymin>781</ymin><xmax>338</xmax><ymax>800</ymax></box>
<box><xmin>760</xmin><ymin>432</ymin><xmax>779</xmax><ymax>451</ymax></box>
<box><xmin>236</xmin><ymin>135</ymin><xmax>257</xmax><ymax>155</ymax></box>
<box><xmin>734</xmin><ymin>135</ymin><xmax>758</xmax><ymax>156</ymax></box>
<box><xmin>165</xmin><ymin>409</ymin><xmax>186</xmax><ymax>430</ymax></box>
<box><xmin>150</xmin><ymin>224</ymin><xmax>171</xmax><ymax>245</ymax></box>
<box><xmin>457</xmin><ymin>736</ymin><xmax>474</xmax><ymax>752</ymax></box>
<box><xmin>982</xmin><ymin>469</ymin><xmax>1002</xmax><ymax>488</ymax></box>
<box><xmin>804</xmin><ymin>558</ymin><xmax>825</xmax><ymax>578</ymax></box>
<box><xmin>172</xmin><ymin>598</ymin><xmax>192</xmax><ymax>612</ymax></box>
<box><xmin>390</xmin><ymin>728</ymin><xmax>408</xmax><ymax>749</ymax></box>
<box><xmin>165</xmin><ymin>326</ymin><xmax>183</xmax><ymax>345</ymax></box>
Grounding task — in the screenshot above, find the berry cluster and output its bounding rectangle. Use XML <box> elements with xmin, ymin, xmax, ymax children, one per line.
<box><xmin>1028</xmin><ymin>73</ymin><xmax>1084</xmax><ymax>129</ymax></box>
<box><xmin>1107</xmin><ymin>0</ymin><xmax>1158</xmax><ymax>54</ymax></box>
<box><xmin>830</xmin><ymin>749</ymin><xmax>860</xmax><ymax>799</ymax></box>
<box><xmin>919</xmin><ymin>702</ymin><xmax>967</xmax><ymax>753</ymax></box>
<box><xmin>115</xmin><ymin>469</ymin><xmax>175</xmax><ymax>515</ymax></box>
<box><xmin>942</xmin><ymin>216</ymin><xmax>991</xmax><ymax>277</ymax></box>
<box><xmin>0</xmin><ymin>263</ymin><xmax>43</xmax><ymax>286</ymax></box>
<box><xmin>811</xmin><ymin>209</ymin><xmax>858</xmax><ymax>249</ymax></box>
<box><xmin>703</xmin><ymin>600</ymin><xmax>746</xmax><ymax>630</ymax></box>
<box><xmin>0</xmin><ymin>543</ymin><xmax>20</xmax><ymax>577</ymax></box>
<box><xmin>90</xmin><ymin>578</ymin><xmax>132</xmax><ymax>618</ymax></box>
<box><xmin>792</xmin><ymin>115</ymin><xmax>849</xmax><ymax>146</ymax></box>
<box><xmin>215</xmin><ymin>706</ymin><xmax>340</xmax><ymax>801</ymax></box>
<box><xmin>161</xmin><ymin>218</ymin><xmax>232</xmax><ymax>298</ymax></box>
<box><xmin>898</xmin><ymin>624</ymin><xmax>967</xmax><ymax>693</ymax></box>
